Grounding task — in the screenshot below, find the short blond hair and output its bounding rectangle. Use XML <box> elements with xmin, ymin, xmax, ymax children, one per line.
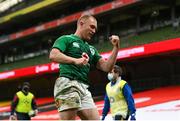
<box><xmin>77</xmin><ymin>14</ymin><xmax>96</xmax><ymax>25</ymax></box>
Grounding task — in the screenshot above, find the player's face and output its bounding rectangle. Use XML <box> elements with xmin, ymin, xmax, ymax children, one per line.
<box><xmin>81</xmin><ymin>17</ymin><xmax>97</xmax><ymax>41</ymax></box>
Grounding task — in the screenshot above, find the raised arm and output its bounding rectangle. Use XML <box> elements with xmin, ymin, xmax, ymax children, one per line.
<box><xmin>96</xmin><ymin>35</ymin><xmax>120</xmax><ymax>72</ymax></box>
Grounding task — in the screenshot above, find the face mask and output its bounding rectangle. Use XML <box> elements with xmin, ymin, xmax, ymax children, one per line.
<box><xmin>107</xmin><ymin>73</ymin><xmax>114</xmax><ymax>81</ymax></box>
<box><xmin>22</xmin><ymin>86</ymin><xmax>29</xmax><ymax>94</ymax></box>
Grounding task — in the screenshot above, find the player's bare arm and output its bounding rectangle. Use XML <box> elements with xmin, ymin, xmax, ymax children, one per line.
<box><xmin>49</xmin><ymin>48</ymin><xmax>89</xmax><ymax>66</ymax></box>
<box><xmin>96</xmin><ymin>35</ymin><xmax>120</xmax><ymax>72</ymax></box>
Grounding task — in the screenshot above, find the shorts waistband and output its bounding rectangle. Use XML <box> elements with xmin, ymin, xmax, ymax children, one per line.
<box><xmin>59</xmin><ymin>76</ymin><xmax>89</xmax><ymax>88</ymax></box>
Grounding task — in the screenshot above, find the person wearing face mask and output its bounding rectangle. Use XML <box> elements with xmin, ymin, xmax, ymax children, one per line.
<box><xmin>9</xmin><ymin>82</ymin><xmax>38</xmax><ymax>120</ymax></box>
<box><xmin>101</xmin><ymin>65</ymin><xmax>136</xmax><ymax>121</ymax></box>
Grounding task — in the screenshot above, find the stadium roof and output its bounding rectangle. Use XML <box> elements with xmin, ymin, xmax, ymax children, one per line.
<box><xmin>0</xmin><ymin>0</ymin><xmax>62</xmax><ymax>24</ymax></box>
<box><xmin>0</xmin><ymin>0</ymin><xmax>140</xmax><ymax>44</ymax></box>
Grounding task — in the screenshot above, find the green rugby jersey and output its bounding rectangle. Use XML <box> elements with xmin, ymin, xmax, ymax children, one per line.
<box><xmin>52</xmin><ymin>34</ymin><xmax>102</xmax><ymax>85</ymax></box>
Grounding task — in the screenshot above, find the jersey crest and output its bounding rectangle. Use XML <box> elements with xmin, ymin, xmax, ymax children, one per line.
<box><xmin>89</xmin><ymin>46</ymin><xmax>95</xmax><ymax>55</ymax></box>
<box><xmin>72</xmin><ymin>42</ymin><xmax>80</xmax><ymax>48</ymax></box>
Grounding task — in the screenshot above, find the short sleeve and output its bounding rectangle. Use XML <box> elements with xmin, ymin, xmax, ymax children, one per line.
<box><xmin>90</xmin><ymin>46</ymin><xmax>102</xmax><ymax>65</ymax></box>
<box><xmin>52</xmin><ymin>36</ymin><xmax>69</xmax><ymax>52</ymax></box>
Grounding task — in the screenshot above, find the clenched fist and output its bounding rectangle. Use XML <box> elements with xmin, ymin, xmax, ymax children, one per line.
<box><xmin>109</xmin><ymin>35</ymin><xmax>120</xmax><ymax>48</ymax></box>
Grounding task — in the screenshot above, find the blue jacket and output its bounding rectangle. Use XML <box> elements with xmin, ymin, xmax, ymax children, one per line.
<box><xmin>102</xmin><ymin>81</ymin><xmax>136</xmax><ymax>118</ymax></box>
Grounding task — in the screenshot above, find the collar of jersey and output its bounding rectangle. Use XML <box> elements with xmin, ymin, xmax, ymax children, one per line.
<box><xmin>71</xmin><ymin>34</ymin><xmax>87</xmax><ymax>44</ymax></box>
<box><xmin>111</xmin><ymin>76</ymin><xmax>121</xmax><ymax>86</ymax></box>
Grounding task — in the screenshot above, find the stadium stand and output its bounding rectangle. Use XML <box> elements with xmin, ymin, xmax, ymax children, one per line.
<box><xmin>0</xmin><ymin>25</ymin><xmax>180</xmax><ymax>72</ymax></box>
<box><xmin>0</xmin><ymin>0</ymin><xmax>179</xmax><ymax>94</ymax></box>
<box><xmin>0</xmin><ymin>0</ymin><xmax>180</xmax><ymax>120</ymax></box>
